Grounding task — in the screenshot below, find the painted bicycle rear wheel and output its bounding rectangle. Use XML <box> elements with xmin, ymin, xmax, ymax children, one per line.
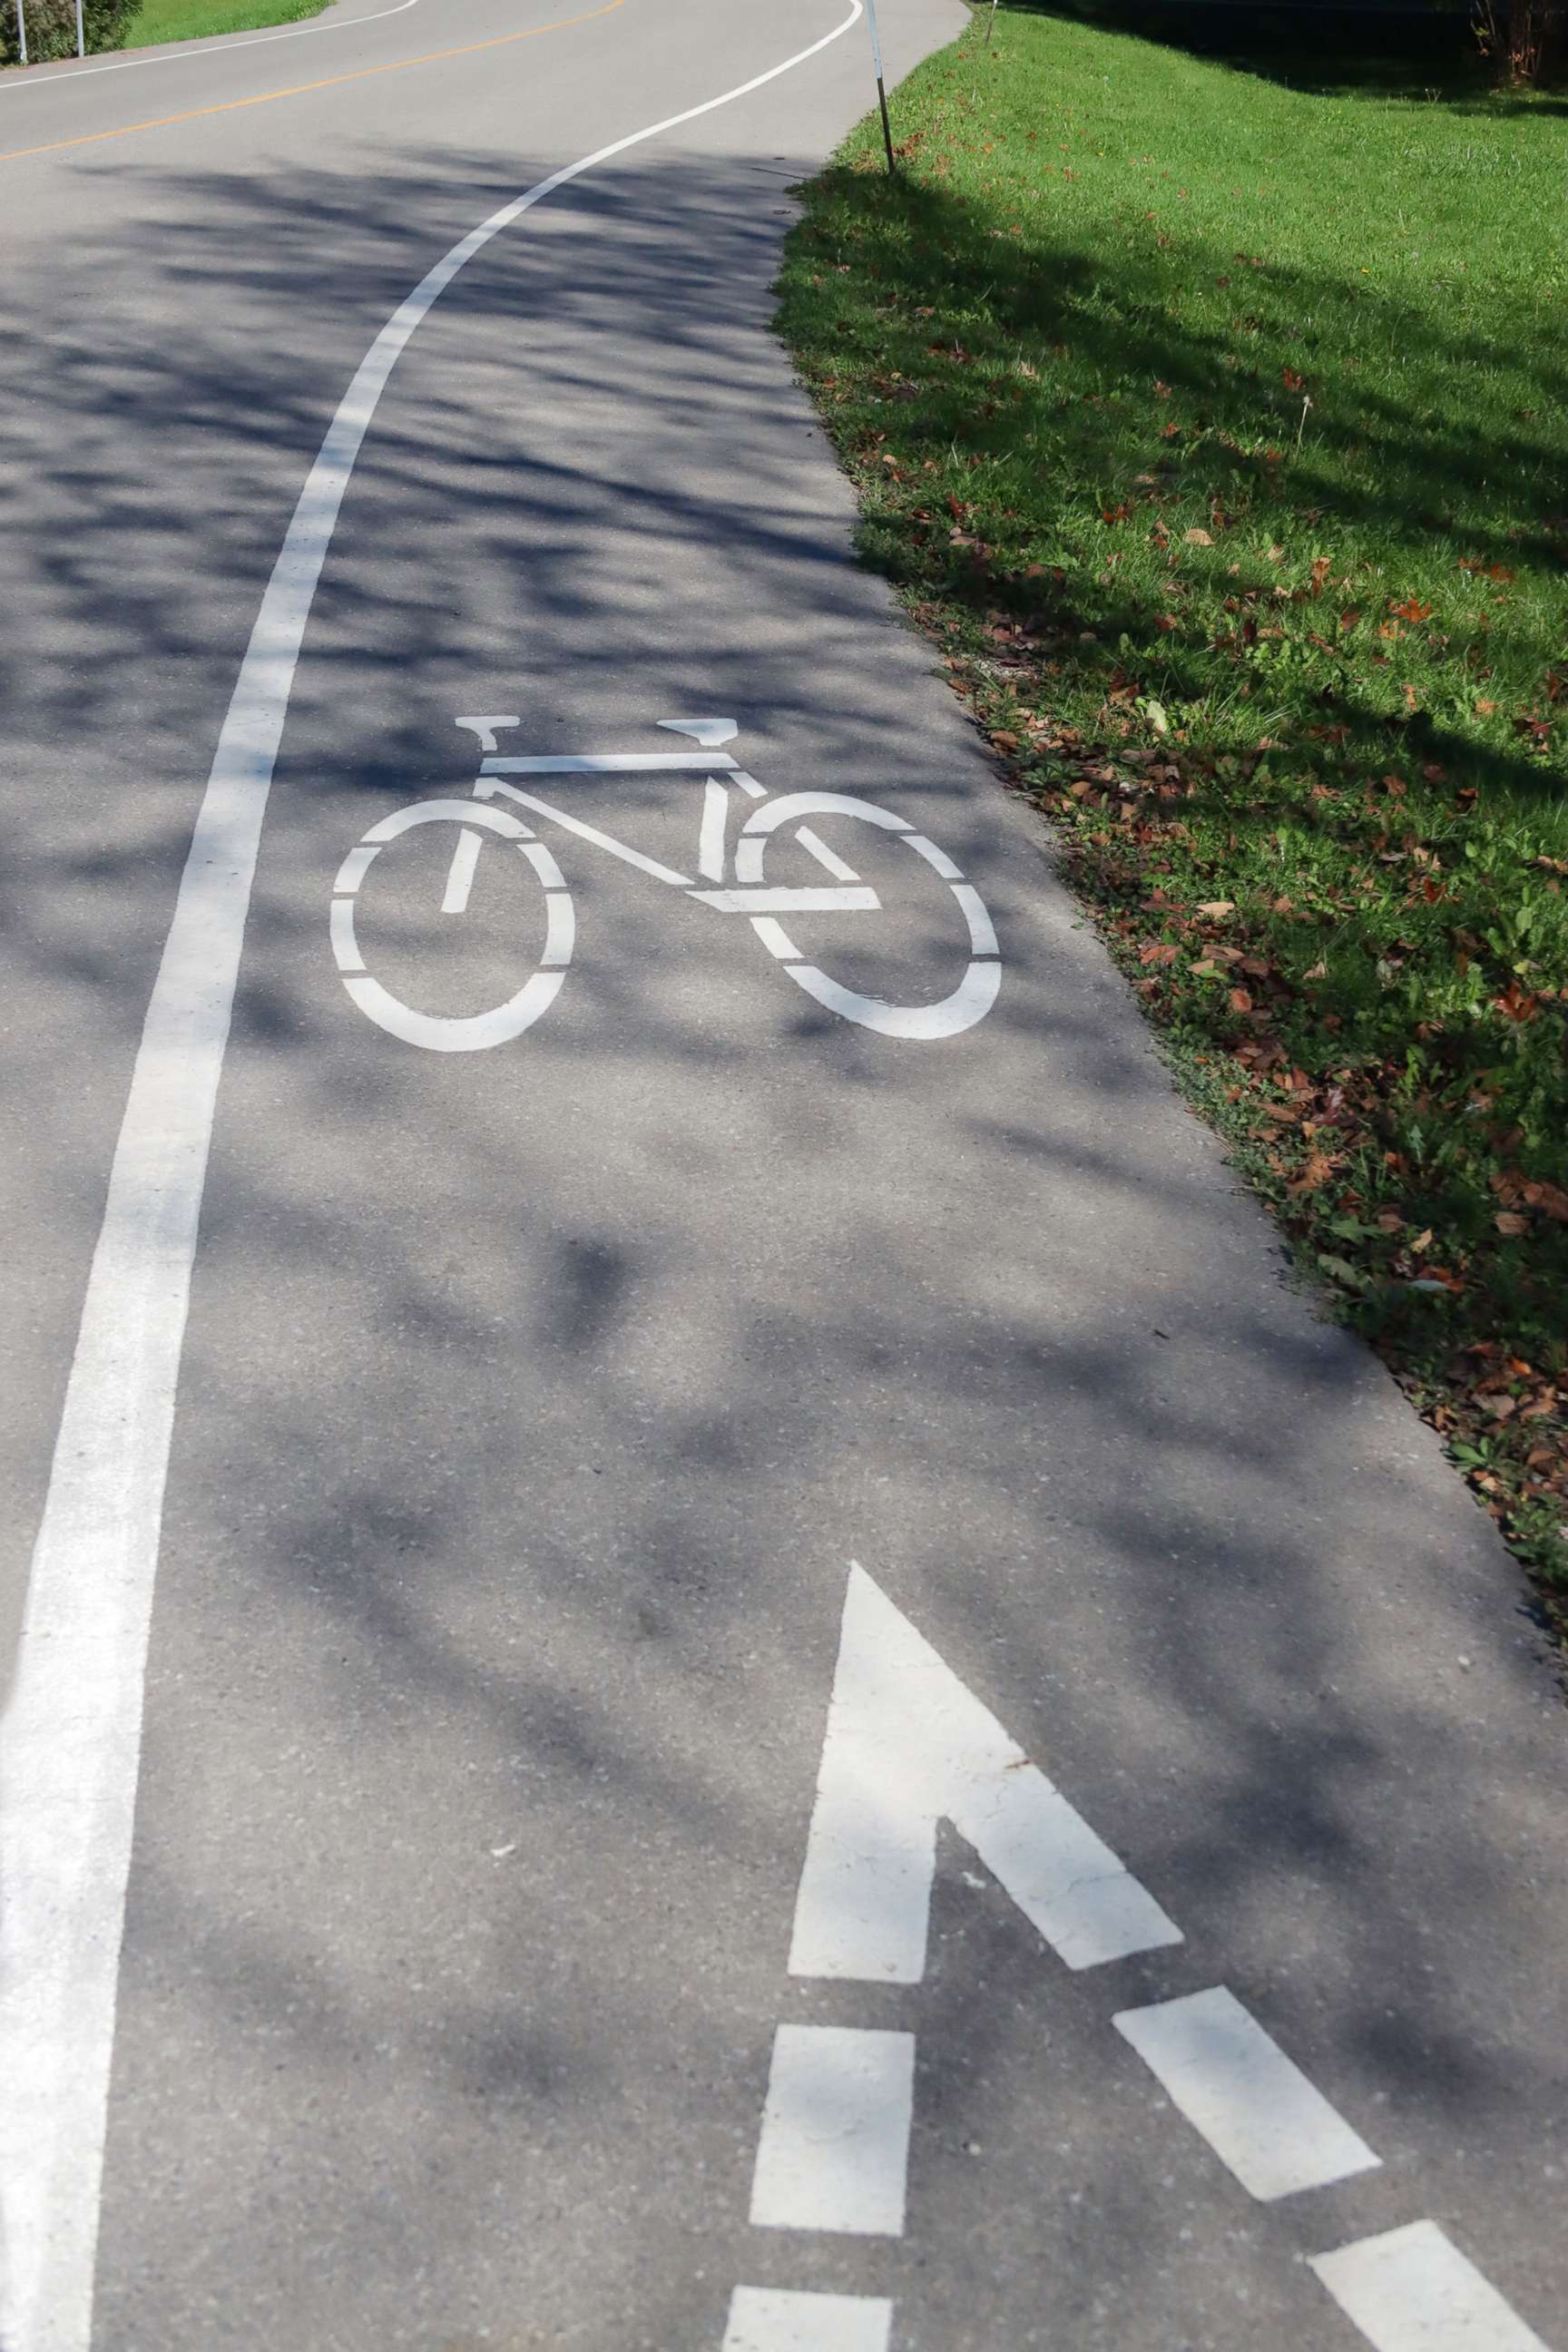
<box><xmin>330</xmin><ymin>800</ymin><xmax>573</xmax><ymax>1053</ymax></box>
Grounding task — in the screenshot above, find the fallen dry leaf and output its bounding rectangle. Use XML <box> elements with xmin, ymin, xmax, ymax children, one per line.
<box><xmin>1184</xmin><ymin>527</ymin><xmax>1213</xmax><ymax>547</ymax></box>
<box><xmin>1289</xmin><ymin>1151</ymin><xmax>1337</xmax><ymax>1193</ymax></box>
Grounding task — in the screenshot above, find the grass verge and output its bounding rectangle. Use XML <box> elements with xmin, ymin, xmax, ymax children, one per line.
<box><xmin>123</xmin><ymin>0</ymin><xmax>325</xmax><ymax>47</ymax></box>
<box><xmin>777</xmin><ymin>4</ymin><xmax>1568</xmax><ymax>1636</ymax></box>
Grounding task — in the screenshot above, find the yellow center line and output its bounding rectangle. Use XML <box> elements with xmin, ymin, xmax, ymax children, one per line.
<box><xmin>0</xmin><ymin>0</ymin><xmax>628</xmax><ymax>164</ymax></box>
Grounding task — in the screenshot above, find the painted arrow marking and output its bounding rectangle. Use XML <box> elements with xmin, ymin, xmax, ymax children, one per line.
<box><xmin>720</xmin><ymin>1563</ymin><xmax>1555</xmax><ymax>2352</ymax></box>
<box><xmin>786</xmin><ymin>1562</ymin><xmax>1182</xmax><ymax>1983</ymax></box>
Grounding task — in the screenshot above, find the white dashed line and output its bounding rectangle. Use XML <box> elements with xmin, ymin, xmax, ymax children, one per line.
<box><xmin>1311</xmin><ymin>2221</ymin><xmax>1553</xmax><ymax>2352</ymax></box>
<box><xmin>750</xmin><ymin>2024</ymin><xmax>915</xmax><ymax>2237</ymax></box>
<box><xmin>723</xmin><ymin>1563</ymin><xmax>1557</xmax><ymax>2352</ymax></box>
<box><xmin>1112</xmin><ymin>1985</ymin><xmax>1381</xmax><ymax>2202</ymax></box>
<box><xmin>721</xmin><ymin>2287</ymin><xmax>893</xmax><ymax>2352</ymax></box>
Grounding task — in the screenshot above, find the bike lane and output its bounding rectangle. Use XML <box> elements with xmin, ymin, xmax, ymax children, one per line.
<box><xmin>0</xmin><ymin>0</ymin><xmax>676</xmax><ymax>1722</ymax></box>
<box><xmin>10</xmin><ymin>0</ymin><xmax>1568</xmax><ymax>2347</ymax></box>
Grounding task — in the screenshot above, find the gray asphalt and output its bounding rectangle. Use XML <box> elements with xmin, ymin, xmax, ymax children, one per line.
<box><xmin>3</xmin><ymin>2</ymin><xmax>1566</xmax><ymax>2347</ymax></box>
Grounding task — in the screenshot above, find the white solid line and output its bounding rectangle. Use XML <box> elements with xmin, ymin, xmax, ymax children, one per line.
<box><xmin>440</xmin><ymin>824</ymin><xmax>484</xmax><ymax>913</ymax></box>
<box><xmin>481</xmin><ymin>750</ymin><xmax>738</xmax><ymax>774</ymax></box>
<box><xmin>1112</xmin><ymin>1987</ymin><xmax>1381</xmax><ymax>2203</ymax></box>
<box><xmin>1310</xmin><ymin>2222</ymin><xmax>1552</xmax><ymax>2352</ymax></box>
<box><xmin>0</xmin><ymin>8</ymin><xmax>868</xmax><ymax>2347</ymax></box>
<box><xmin>789</xmin><ymin>1565</ymin><xmax>1181</xmax><ymax>1982</ymax></box>
<box><xmin>0</xmin><ymin>0</ymin><xmax>421</xmax><ymax>94</ymax></box>
<box><xmin>749</xmin><ymin>2024</ymin><xmax>915</xmax><ymax>2237</ymax></box>
<box><xmin>722</xmin><ymin>2287</ymin><xmax>893</xmax><ymax>2352</ymax></box>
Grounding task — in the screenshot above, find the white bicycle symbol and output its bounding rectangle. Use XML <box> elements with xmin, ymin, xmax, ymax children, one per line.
<box><xmin>329</xmin><ymin>717</ymin><xmax>1001</xmax><ymax>1051</ymax></box>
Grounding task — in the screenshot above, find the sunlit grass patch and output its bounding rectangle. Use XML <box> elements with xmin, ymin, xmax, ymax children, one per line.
<box><xmin>779</xmin><ymin>5</ymin><xmax>1568</xmax><ymax>1628</ymax></box>
<box><xmin>125</xmin><ymin>0</ymin><xmax>324</xmax><ymax>47</ymax></box>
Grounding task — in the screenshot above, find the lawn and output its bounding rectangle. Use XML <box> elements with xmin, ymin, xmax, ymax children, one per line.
<box><xmin>124</xmin><ymin>0</ymin><xmax>324</xmax><ymax>46</ymax></box>
<box><xmin>777</xmin><ymin>5</ymin><xmax>1568</xmax><ymax>1628</ymax></box>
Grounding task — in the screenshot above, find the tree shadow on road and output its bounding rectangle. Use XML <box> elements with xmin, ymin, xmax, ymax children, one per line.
<box><xmin>2</xmin><ymin>134</ymin><xmax>1565</xmax><ymax>2352</ymax></box>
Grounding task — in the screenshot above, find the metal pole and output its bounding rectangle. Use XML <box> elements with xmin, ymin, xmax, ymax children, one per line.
<box><xmin>985</xmin><ymin>0</ymin><xmax>999</xmax><ymax>44</ymax></box>
<box><xmin>863</xmin><ymin>0</ymin><xmax>897</xmax><ymax>175</ymax></box>
<box><xmin>74</xmin><ymin>0</ymin><xmax>83</xmax><ymax>56</ymax></box>
<box><xmin>15</xmin><ymin>0</ymin><xmax>26</xmax><ymax>66</ymax></box>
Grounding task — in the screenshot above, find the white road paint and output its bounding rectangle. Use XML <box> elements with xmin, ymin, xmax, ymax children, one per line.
<box><xmin>691</xmin><ymin>886</ymin><xmax>878</xmax><ymax>915</ymax></box>
<box><xmin>0</xmin><ymin>0</ymin><xmax>422</xmax><ymax>93</ymax></box>
<box><xmin>722</xmin><ymin>2288</ymin><xmax>892</xmax><ymax>2352</ymax></box>
<box><xmin>455</xmin><ymin>715</ymin><xmax>519</xmax><ymax>752</ymax></box>
<box><xmin>333</xmin><ymin>801</ymin><xmax>572</xmax><ymax>1050</ymax></box>
<box><xmin>736</xmin><ymin>795</ymin><xmax>1001</xmax><ymax>1042</ymax></box>
<box><xmin>779</xmin><ymin>954</ymin><xmax>1000</xmax><ymax>1042</ymax></box>
<box><xmin>658</xmin><ymin>716</ymin><xmax>739</xmax><ymax>748</ymax></box>
<box><xmin>750</xmin><ymin>915</ymin><xmax>799</xmax><ymax>961</ymax></box>
<box><xmin>699</xmin><ymin>779</ymin><xmax>730</xmax><ymax>880</ymax></box>
<box><xmin>0</xmin><ymin>11</ymin><xmax>869</xmax><ymax>2346</ymax></box>
<box><xmin>793</xmin><ymin>824</ymin><xmax>859</xmax><ymax>882</ymax></box>
<box><xmin>482</xmin><ymin>750</ymin><xmax>738</xmax><ymax>775</ymax></box>
<box><xmin>730</xmin><ymin>1566</ymin><xmax>1551</xmax><ymax>2349</ymax></box>
<box><xmin>1311</xmin><ymin>2222</ymin><xmax>1552</xmax><ymax>2352</ymax></box>
<box><xmin>440</xmin><ymin>824</ymin><xmax>484</xmax><ymax>914</ymax></box>
<box><xmin>789</xmin><ymin>1565</ymin><xmax>1181</xmax><ymax>1984</ymax></box>
<box><xmin>480</xmin><ymin>781</ymin><xmax>695</xmax><ymax>887</ymax></box>
<box><xmin>347</xmin><ymin>756</ymin><xmax>999</xmax><ymax>1045</ymax></box>
<box><xmin>750</xmin><ymin>2024</ymin><xmax>915</xmax><ymax>2236</ymax></box>
<box><xmin>1112</xmin><ymin>1986</ymin><xmax>1380</xmax><ymax>2202</ymax></box>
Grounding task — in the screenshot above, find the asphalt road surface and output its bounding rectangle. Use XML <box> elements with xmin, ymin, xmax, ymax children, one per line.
<box><xmin>3</xmin><ymin>4</ymin><xmax>1566</xmax><ymax>2349</ymax></box>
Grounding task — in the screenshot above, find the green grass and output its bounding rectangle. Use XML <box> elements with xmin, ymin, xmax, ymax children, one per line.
<box><xmin>124</xmin><ymin>0</ymin><xmax>324</xmax><ymax>47</ymax></box>
<box><xmin>778</xmin><ymin>5</ymin><xmax>1568</xmax><ymax>1628</ymax></box>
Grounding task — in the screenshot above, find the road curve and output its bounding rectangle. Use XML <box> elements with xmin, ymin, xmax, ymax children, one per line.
<box><xmin>2</xmin><ymin>3</ymin><xmax>1565</xmax><ymax>2349</ymax></box>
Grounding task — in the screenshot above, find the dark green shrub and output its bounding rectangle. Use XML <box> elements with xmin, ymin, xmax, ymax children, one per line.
<box><xmin>1</xmin><ymin>0</ymin><xmax>133</xmax><ymax>65</ymax></box>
